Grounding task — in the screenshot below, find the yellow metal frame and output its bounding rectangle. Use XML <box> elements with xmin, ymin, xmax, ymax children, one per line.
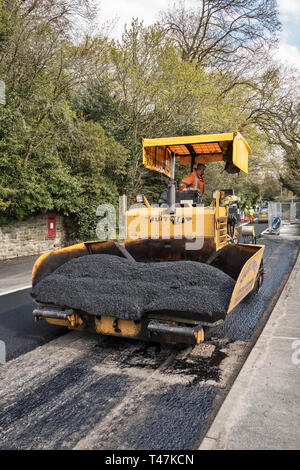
<box><xmin>32</xmin><ymin>242</ymin><xmax>88</xmax><ymax>283</ymax></box>
<box><xmin>194</xmin><ymin>328</ymin><xmax>205</xmax><ymax>345</ymax></box>
<box><xmin>227</xmin><ymin>244</ymin><xmax>264</xmax><ymax>313</ymax></box>
<box><xmin>215</xmin><ymin>190</ymin><xmax>228</xmax><ymax>250</ymax></box>
<box><xmin>232</xmin><ymin>133</ymin><xmax>250</xmax><ymax>174</ymax></box>
<box><xmin>126</xmin><ymin>205</ymin><xmax>218</xmax><ymax>241</ymax></box>
<box><xmin>94</xmin><ymin>316</ymin><xmax>142</xmax><ymax>337</ymax></box>
<box><xmin>142</xmin><ymin>132</ymin><xmax>251</xmax><ymax>177</ymax></box>
<box><xmin>143</xmin><ymin>133</ymin><xmax>235</xmax><ymax>148</ymax></box>
<box><xmin>38</xmin><ymin>313</ymin><xmax>84</xmax><ymax>330</ymax></box>
<box><xmin>43</xmin><ymin>318</ymin><xmax>70</xmax><ymax>327</ymax></box>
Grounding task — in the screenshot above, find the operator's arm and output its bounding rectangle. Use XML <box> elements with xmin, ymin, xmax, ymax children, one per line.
<box><xmin>179</xmin><ymin>173</ymin><xmax>193</xmax><ymax>191</ymax></box>
<box><xmin>178</xmin><ymin>180</ymin><xmax>189</xmax><ymax>191</ymax></box>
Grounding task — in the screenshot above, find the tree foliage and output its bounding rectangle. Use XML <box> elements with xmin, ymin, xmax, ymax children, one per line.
<box><xmin>160</xmin><ymin>0</ymin><xmax>280</xmax><ymax>67</ymax></box>
<box><xmin>0</xmin><ymin>0</ymin><xmax>298</xmax><ymax>242</ymax></box>
<box><xmin>0</xmin><ymin>0</ymin><xmax>127</xmax><ymax>239</ymax></box>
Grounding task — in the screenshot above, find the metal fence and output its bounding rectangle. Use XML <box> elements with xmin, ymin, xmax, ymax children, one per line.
<box><xmin>268</xmin><ymin>201</ymin><xmax>300</xmax><ymax>227</ymax></box>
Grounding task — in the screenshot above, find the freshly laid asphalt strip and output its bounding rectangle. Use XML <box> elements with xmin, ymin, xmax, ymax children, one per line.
<box><xmin>206</xmin><ymin>237</ymin><xmax>299</xmax><ymax>341</ymax></box>
<box><xmin>0</xmin><ymin>288</ymin><xmax>67</xmax><ymax>362</ymax></box>
<box><xmin>0</xmin><ymin>236</ymin><xmax>298</xmax><ymax>450</ymax></box>
<box><xmin>32</xmin><ymin>255</ymin><xmax>236</xmax><ymax>323</ymax></box>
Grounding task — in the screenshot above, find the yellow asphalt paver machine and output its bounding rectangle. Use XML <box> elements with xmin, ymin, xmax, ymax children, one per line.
<box><xmin>32</xmin><ymin>132</ymin><xmax>264</xmax><ymax>345</ymax></box>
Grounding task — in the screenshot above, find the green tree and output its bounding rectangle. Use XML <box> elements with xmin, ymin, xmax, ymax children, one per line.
<box><xmin>78</xmin><ymin>20</ymin><xmax>268</xmax><ymax>204</ymax></box>
<box><xmin>0</xmin><ymin>0</ymin><xmax>129</xmax><ymax>241</ymax></box>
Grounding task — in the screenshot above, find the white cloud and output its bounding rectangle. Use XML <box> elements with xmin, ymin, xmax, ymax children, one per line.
<box><xmin>97</xmin><ymin>0</ymin><xmax>198</xmax><ymax>39</ymax></box>
<box><xmin>97</xmin><ymin>0</ymin><xmax>166</xmax><ymax>38</ymax></box>
<box><xmin>96</xmin><ymin>0</ymin><xmax>300</xmax><ymax>69</ymax></box>
<box><xmin>271</xmin><ymin>1</ymin><xmax>300</xmax><ymax>69</ymax></box>
<box><xmin>277</xmin><ymin>0</ymin><xmax>300</xmax><ymax>19</ymax></box>
<box><xmin>275</xmin><ymin>42</ymin><xmax>300</xmax><ymax>69</ymax></box>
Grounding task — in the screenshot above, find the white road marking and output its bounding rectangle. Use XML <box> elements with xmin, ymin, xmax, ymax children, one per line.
<box><xmin>0</xmin><ymin>285</ymin><xmax>32</xmax><ymax>296</ymax></box>
<box><xmin>272</xmin><ymin>336</ymin><xmax>300</xmax><ymax>340</ymax></box>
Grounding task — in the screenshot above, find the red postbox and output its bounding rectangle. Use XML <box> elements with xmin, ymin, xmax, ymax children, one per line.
<box><xmin>48</xmin><ymin>214</ymin><xmax>56</xmax><ymax>238</ymax></box>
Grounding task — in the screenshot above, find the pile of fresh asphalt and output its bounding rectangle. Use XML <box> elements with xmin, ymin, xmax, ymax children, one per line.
<box><xmin>32</xmin><ymin>254</ymin><xmax>236</xmax><ymax>323</ymax></box>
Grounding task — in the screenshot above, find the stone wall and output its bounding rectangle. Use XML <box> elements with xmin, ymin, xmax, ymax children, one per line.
<box><xmin>0</xmin><ymin>214</ymin><xmax>66</xmax><ymax>260</ymax></box>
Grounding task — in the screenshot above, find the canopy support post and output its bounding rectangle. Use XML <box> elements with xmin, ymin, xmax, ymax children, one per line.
<box><xmin>167</xmin><ymin>152</ymin><xmax>176</xmax><ymax>214</ymax></box>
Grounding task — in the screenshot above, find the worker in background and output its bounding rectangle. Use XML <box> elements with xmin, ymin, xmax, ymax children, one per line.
<box><xmin>244</xmin><ymin>206</ymin><xmax>248</xmax><ymax>221</ymax></box>
<box><xmin>222</xmin><ymin>194</ymin><xmax>239</xmax><ymax>208</ymax></box>
<box><xmin>178</xmin><ymin>163</ymin><xmax>205</xmax><ymax>194</ymax></box>
<box><xmin>222</xmin><ymin>195</ymin><xmax>231</xmax><ymax>207</ymax></box>
<box><xmin>249</xmin><ymin>207</ymin><xmax>254</xmax><ymax>223</ymax></box>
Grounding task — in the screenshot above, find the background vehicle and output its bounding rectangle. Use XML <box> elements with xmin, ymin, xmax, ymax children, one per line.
<box><xmin>258</xmin><ymin>206</ymin><xmax>269</xmax><ymax>223</ymax></box>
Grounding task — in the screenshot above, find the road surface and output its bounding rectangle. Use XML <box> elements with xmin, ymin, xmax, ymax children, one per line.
<box><xmin>0</xmin><ymin>223</ymin><xmax>298</xmax><ymax>450</ymax></box>
<box><xmin>0</xmin><ymin>288</ymin><xmax>66</xmax><ymax>362</ymax></box>
<box><xmin>0</xmin><ymin>255</ymin><xmax>38</xmax><ymax>295</ymax></box>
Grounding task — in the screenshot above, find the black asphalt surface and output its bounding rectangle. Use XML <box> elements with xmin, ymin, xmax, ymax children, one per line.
<box><xmin>251</xmin><ymin>220</ymin><xmax>269</xmax><ymax>237</ymax></box>
<box><xmin>0</xmin><ymin>221</ymin><xmax>299</xmax><ymax>450</ymax></box>
<box><xmin>0</xmin><ymin>289</ymin><xmax>67</xmax><ymax>362</ymax></box>
<box><xmin>207</xmin><ymin>236</ymin><xmax>299</xmax><ymax>341</ymax></box>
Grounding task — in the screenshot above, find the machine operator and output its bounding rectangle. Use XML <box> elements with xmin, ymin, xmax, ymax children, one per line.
<box><xmin>178</xmin><ymin>163</ymin><xmax>205</xmax><ymax>194</ymax></box>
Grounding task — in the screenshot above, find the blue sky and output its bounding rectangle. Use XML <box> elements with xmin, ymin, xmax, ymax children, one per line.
<box><xmin>97</xmin><ymin>0</ymin><xmax>300</xmax><ymax>69</ymax></box>
<box><xmin>276</xmin><ymin>0</ymin><xmax>300</xmax><ymax>68</ymax></box>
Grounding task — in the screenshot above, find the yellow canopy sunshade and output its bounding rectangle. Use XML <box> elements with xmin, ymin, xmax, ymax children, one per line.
<box><xmin>142</xmin><ymin>132</ymin><xmax>251</xmax><ymax>177</ymax></box>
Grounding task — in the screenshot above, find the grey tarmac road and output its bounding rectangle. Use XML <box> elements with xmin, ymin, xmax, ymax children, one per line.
<box><xmin>0</xmin><ymin>224</ymin><xmax>299</xmax><ymax>450</ymax></box>
<box><xmin>0</xmin><ymin>254</ymin><xmax>38</xmax><ymax>294</ymax></box>
<box><xmin>0</xmin><ymin>288</ymin><xmax>67</xmax><ymax>362</ymax></box>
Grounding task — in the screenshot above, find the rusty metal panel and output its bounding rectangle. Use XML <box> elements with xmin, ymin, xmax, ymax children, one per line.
<box><xmin>227</xmin><ymin>245</ymin><xmax>264</xmax><ymax>312</ymax></box>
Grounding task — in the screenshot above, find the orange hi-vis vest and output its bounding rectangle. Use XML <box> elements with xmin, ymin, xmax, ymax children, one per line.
<box><xmin>180</xmin><ymin>170</ymin><xmax>204</xmax><ymax>194</ymax></box>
